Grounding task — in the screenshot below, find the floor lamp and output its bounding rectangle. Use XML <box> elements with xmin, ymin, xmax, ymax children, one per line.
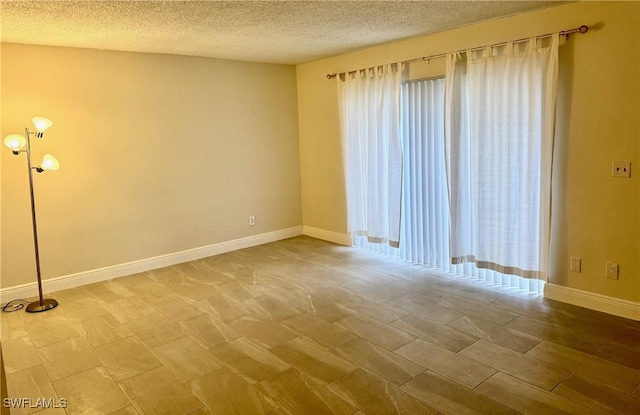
<box><xmin>4</xmin><ymin>117</ymin><xmax>60</xmax><ymax>313</ymax></box>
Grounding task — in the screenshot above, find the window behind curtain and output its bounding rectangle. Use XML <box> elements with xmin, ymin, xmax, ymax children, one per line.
<box><xmin>354</xmin><ymin>77</ymin><xmax>544</xmax><ymax>295</ymax></box>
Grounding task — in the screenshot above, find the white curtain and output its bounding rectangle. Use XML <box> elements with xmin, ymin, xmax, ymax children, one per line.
<box><xmin>338</xmin><ymin>64</ymin><xmax>403</xmax><ymax>247</ymax></box>
<box><xmin>355</xmin><ymin>78</ymin><xmax>544</xmax><ymax>294</ymax></box>
<box><xmin>445</xmin><ymin>35</ymin><xmax>559</xmax><ymax>281</ymax></box>
<box><xmin>399</xmin><ymin>79</ymin><xmax>449</xmax><ymax>267</ymax></box>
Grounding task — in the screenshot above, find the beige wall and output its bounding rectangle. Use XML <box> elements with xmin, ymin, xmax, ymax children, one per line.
<box><xmin>297</xmin><ymin>1</ymin><xmax>640</xmax><ymax>302</ymax></box>
<box><xmin>1</xmin><ymin>44</ymin><xmax>302</xmax><ymax>288</ymax></box>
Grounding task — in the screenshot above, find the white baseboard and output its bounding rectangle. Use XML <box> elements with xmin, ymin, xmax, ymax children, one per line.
<box><xmin>302</xmin><ymin>226</ymin><xmax>351</xmax><ymax>246</ymax></box>
<box><xmin>544</xmin><ymin>283</ymin><xmax>640</xmax><ymax>321</ymax></box>
<box><xmin>0</xmin><ymin>226</ymin><xmax>303</xmax><ymax>304</ymax></box>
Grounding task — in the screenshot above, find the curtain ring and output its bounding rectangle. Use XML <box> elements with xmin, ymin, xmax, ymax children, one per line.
<box><xmin>506</xmin><ymin>41</ymin><xmax>514</xmax><ymax>55</ymax></box>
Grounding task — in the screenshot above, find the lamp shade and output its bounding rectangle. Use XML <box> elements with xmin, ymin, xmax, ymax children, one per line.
<box><xmin>32</xmin><ymin>117</ymin><xmax>53</xmax><ymax>133</ymax></box>
<box><xmin>4</xmin><ymin>134</ymin><xmax>27</xmax><ymax>151</ymax></box>
<box><xmin>40</xmin><ymin>154</ymin><xmax>60</xmax><ymax>171</ymax></box>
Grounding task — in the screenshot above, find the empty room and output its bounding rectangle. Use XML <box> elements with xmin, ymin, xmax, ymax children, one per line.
<box><xmin>1</xmin><ymin>1</ymin><xmax>638</xmax><ymax>414</ymax></box>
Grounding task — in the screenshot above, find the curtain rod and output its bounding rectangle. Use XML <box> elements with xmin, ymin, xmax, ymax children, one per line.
<box><xmin>326</xmin><ymin>24</ymin><xmax>588</xmax><ymax>79</ymax></box>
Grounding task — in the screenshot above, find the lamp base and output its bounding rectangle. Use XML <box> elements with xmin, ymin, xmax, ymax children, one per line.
<box><xmin>25</xmin><ymin>298</ymin><xmax>59</xmax><ymax>313</ymax></box>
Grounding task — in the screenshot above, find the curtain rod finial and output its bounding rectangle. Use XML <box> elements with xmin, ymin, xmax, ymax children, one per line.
<box><xmin>579</xmin><ymin>25</ymin><xmax>589</xmax><ymax>34</ymax></box>
<box><xmin>327</xmin><ymin>73</ymin><xmax>337</xmax><ymax>79</ymax></box>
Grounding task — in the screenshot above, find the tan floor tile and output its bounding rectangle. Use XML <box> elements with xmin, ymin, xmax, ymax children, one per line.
<box><xmin>216</xmin><ymin>280</ymin><xmax>255</xmax><ymax>300</ymax></box>
<box><xmin>122</xmin><ymin>280</ymin><xmax>173</xmax><ymax>299</ymax></box>
<box><xmin>197</xmin><ymin>295</ymin><xmax>250</xmax><ymax>322</ymax></box>
<box><xmin>460</xmin><ymin>339</ymin><xmax>570</xmax><ymax>390</ymax></box>
<box><xmin>400</xmin><ymin>370</ymin><xmax>519</xmax><ymax>415</ymax></box>
<box><xmin>227</xmin><ymin>297</ymin><xmax>271</xmax><ymax>321</ymax></box>
<box><xmin>348</xmin><ymin>281</ymin><xmax>411</xmax><ymax>302</ymax></box>
<box><xmin>18</xmin><ymin>299</ymin><xmax>64</xmax><ymax>324</ymax></box>
<box><xmin>172</xmin><ymin>282</ymin><xmax>221</xmax><ymax>301</ymax></box>
<box><xmin>391</xmin><ymin>314</ymin><xmax>478</xmax><ymax>352</ymax></box>
<box><xmin>25</xmin><ymin>315</ymin><xmax>80</xmax><ymax>348</ymax></box>
<box><xmin>526</xmin><ymin>340</ymin><xmax>640</xmax><ymax>392</ymax></box>
<box><xmin>187</xmin><ymin>407</ymin><xmax>213</xmax><ymax>415</ymax></box>
<box><xmin>119</xmin><ymin>367</ymin><xmax>202</xmax><ymax>415</ymax></box>
<box><xmin>110</xmin><ymin>272</ymin><xmax>155</xmax><ymax>290</ymax></box>
<box><xmin>430</xmin><ymin>278</ymin><xmax>503</xmax><ymax>304</ymax></box>
<box><xmin>151</xmin><ymin>336</ymin><xmax>222</xmax><ymax>382</ymax></box>
<box><xmin>143</xmin><ymin>295</ymin><xmax>203</xmax><ymax>323</ymax></box>
<box><xmin>5</xmin><ymin>237</ymin><xmax>639</xmax><ymax>415</ymax></box>
<box><xmin>110</xmin><ymin>406</ymin><xmax>139</xmax><ymax>415</ymax></box>
<box><xmin>376</xmin><ymin>279</ymin><xmax>432</xmax><ymax>300</ymax></box>
<box><xmin>438</xmin><ymin>296</ymin><xmax>520</xmax><ymax>325</ymax></box>
<box><xmin>190</xmin><ymin>367</ymin><xmax>275</xmax><ymax>414</ymax></box>
<box><xmin>5</xmin><ymin>365</ymin><xmax>61</xmax><ymax>415</ymax></box>
<box><xmin>227</xmin><ymin>316</ymin><xmax>298</xmax><ymax>348</ymax></box>
<box><xmin>283</xmin><ymin>313</ymin><xmax>356</xmax><ymax>348</ymax></box>
<box><xmin>270</xmin><ymin>337</ymin><xmax>356</xmax><ymax>385</ymax></box>
<box><xmin>59</xmin><ymin>297</ymin><xmax>111</xmax><ymax>322</ymax></box>
<box><xmin>335</xmin><ymin>314</ymin><xmax>415</xmax><ymax>351</ymax></box>
<box><xmin>389</xmin><ymin>294</ymin><xmax>463</xmax><ymax>324</ymax></box>
<box><xmin>476</xmin><ymin>372</ymin><xmax>602</xmax><ymax>415</ymax></box>
<box><xmin>178</xmin><ymin>267</ymin><xmax>235</xmax><ymax>286</ymax></box>
<box><xmin>258</xmin><ymin>368</ymin><xmax>356</xmax><ymax>415</ymax></box>
<box><xmin>595</xmin><ymin>341</ymin><xmax>640</xmax><ymax>370</ymax></box>
<box><xmin>334</xmin><ymin>337</ymin><xmax>424</xmax><ymax>386</ymax></box>
<box><xmin>298</xmin><ymin>295</ymin><xmax>354</xmax><ymax>323</ymax></box>
<box><xmin>488</xmin><ymin>293</ymin><xmax>550</xmax><ymax>317</ymax></box>
<box><xmin>505</xmin><ymin>316</ymin><xmax>601</xmax><ymax>354</ymax></box>
<box><xmin>342</xmin><ymin>265</ymin><xmax>399</xmax><ymax>284</ymax></box>
<box><xmin>94</xmin><ymin>336</ymin><xmax>162</xmax><ymax>381</ymax></box>
<box><xmin>147</xmin><ymin>266</ymin><xmax>192</xmax><ymax>288</ymax></box>
<box><xmin>37</xmin><ymin>337</ymin><xmax>100</xmax><ymax>381</ymax></box>
<box><xmin>29</xmin><ymin>409</ymin><xmax>67</xmax><ymax>415</ymax></box>
<box><xmin>0</xmin><ymin>312</ymin><xmax>28</xmax><ymax>341</ymax></box>
<box><xmin>328</xmin><ymin>368</ymin><xmax>438</xmax><ymax>414</ymax></box>
<box><xmin>447</xmin><ymin>315</ymin><xmax>541</xmax><ymax>353</ymax></box>
<box><xmin>124</xmin><ymin>314</ymin><xmax>185</xmax><ymax>348</ymax></box>
<box><xmin>553</xmin><ymin>374</ymin><xmax>640</xmax><ymax>415</ymax></box>
<box><xmin>252</xmin><ymin>295</ymin><xmax>300</xmax><ymax>321</ymax></box>
<box><xmin>48</xmin><ymin>286</ymin><xmax>93</xmax><ymax>304</ymax></box>
<box><xmin>396</xmin><ymin>339</ymin><xmax>494</xmax><ymax>388</ymax></box>
<box><xmin>1</xmin><ymin>336</ymin><xmax>41</xmax><ymax>373</ymax></box>
<box><xmin>75</xmin><ymin>313</ymin><xmax>132</xmax><ymax>347</ymax></box>
<box><xmin>337</xmin><ymin>294</ymin><xmax>408</xmax><ymax>323</ymax></box>
<box><xmin>84</xmin><ymin>280</ymin><xmax>134</xmax><ymax>302</ymax></box>
<box><xmin>53</xmin><ymin>366</ymin><xmax>130</xmax><ymax>414</ymax></box>
<box><xmin>389</xmin><ymin>287</ymin><xmax>451</xmax><ymax>305</ymax></box>
<box><xmin>103</xmin><ymin>297</ymin><xmax>157</xmax><ymax>323</ymax></box>
<box><xmin>179</xmin><ymin>313</ymin><xmax>239</xmax><ymax>349</ymax></box>
<box><xmin>210</xmin><ymin>337</ymin><xmax>289</xmax><ymax>383</ymax></box>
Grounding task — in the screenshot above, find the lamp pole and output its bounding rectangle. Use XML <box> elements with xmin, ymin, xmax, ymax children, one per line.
<box><xmin>4</xmin><ymin>118</ymin><xmax>59</xmax><ymax>313</ymax></box>
<box><xmin>24</xmin><ymin>127</ymin><xmax>58</xmax><ymax>312</ymax></box>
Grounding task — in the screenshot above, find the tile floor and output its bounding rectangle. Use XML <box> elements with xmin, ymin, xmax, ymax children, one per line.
<box><xmin>1</xmin><ymin>236</ymin><xmax>639</xmax><ymax>414</ymax></box>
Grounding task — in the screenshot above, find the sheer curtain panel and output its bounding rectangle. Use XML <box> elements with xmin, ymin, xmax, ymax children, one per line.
<box><xmin>445</xmin><ymin>35</ymin><xmax>559</xmax><ymax>281</ymax></box>
<box><xmin>355</xmin><ymin>78</ymin><xmax>544</xmax><ymax>294</ymax></box>
<box><xmin>356</xmin><ymin>78</ymin><xmax>450</xmax><ymax>267</ymax></box>
<box><xmin>338</xmin><ymin>64</ymin><xmax>403</xmax><ymax>247</ymax></box>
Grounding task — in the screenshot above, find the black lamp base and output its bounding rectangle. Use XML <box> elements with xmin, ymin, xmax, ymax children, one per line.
<box><xmin>25</xmin><ymin>298</ymin><xmax>59</xmax><ymax>313</ymax></box>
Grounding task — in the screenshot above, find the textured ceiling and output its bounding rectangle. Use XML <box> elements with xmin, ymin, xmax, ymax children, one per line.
<box><xmin>0</xmin><ymin>1</ymin><xmax>568</xmax><ymax>65</ymax></box>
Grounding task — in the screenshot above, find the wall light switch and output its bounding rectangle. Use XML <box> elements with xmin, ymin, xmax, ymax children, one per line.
<box><xmin>612</xmin><ymin>161</ymin><xmax>631</xmax><ymax>178</ymax></box>
<box><xmin>570</xmin><ymin>257</ymin><xmax>581</xmax><ymax>272</ymax></box>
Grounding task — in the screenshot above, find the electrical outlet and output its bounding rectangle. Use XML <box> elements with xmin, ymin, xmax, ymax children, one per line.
<box><xmin>249</xmin><ymin>215</ymin><xmax>256</xmax><ymax>226</ymax></box>
<box><xmin>612</xmin><ymin>161</ymin><xmax>631</xmax><ymax>178</ymax></box>
<box><xmin>606</xmin><ymin>262</ymin><xmax>619</xmax><ymax>280</ymax></box>
<box><xmin>570</xmin><ymin>257</ymin><xmax>581</xmax><ymax>272</ymax></box>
